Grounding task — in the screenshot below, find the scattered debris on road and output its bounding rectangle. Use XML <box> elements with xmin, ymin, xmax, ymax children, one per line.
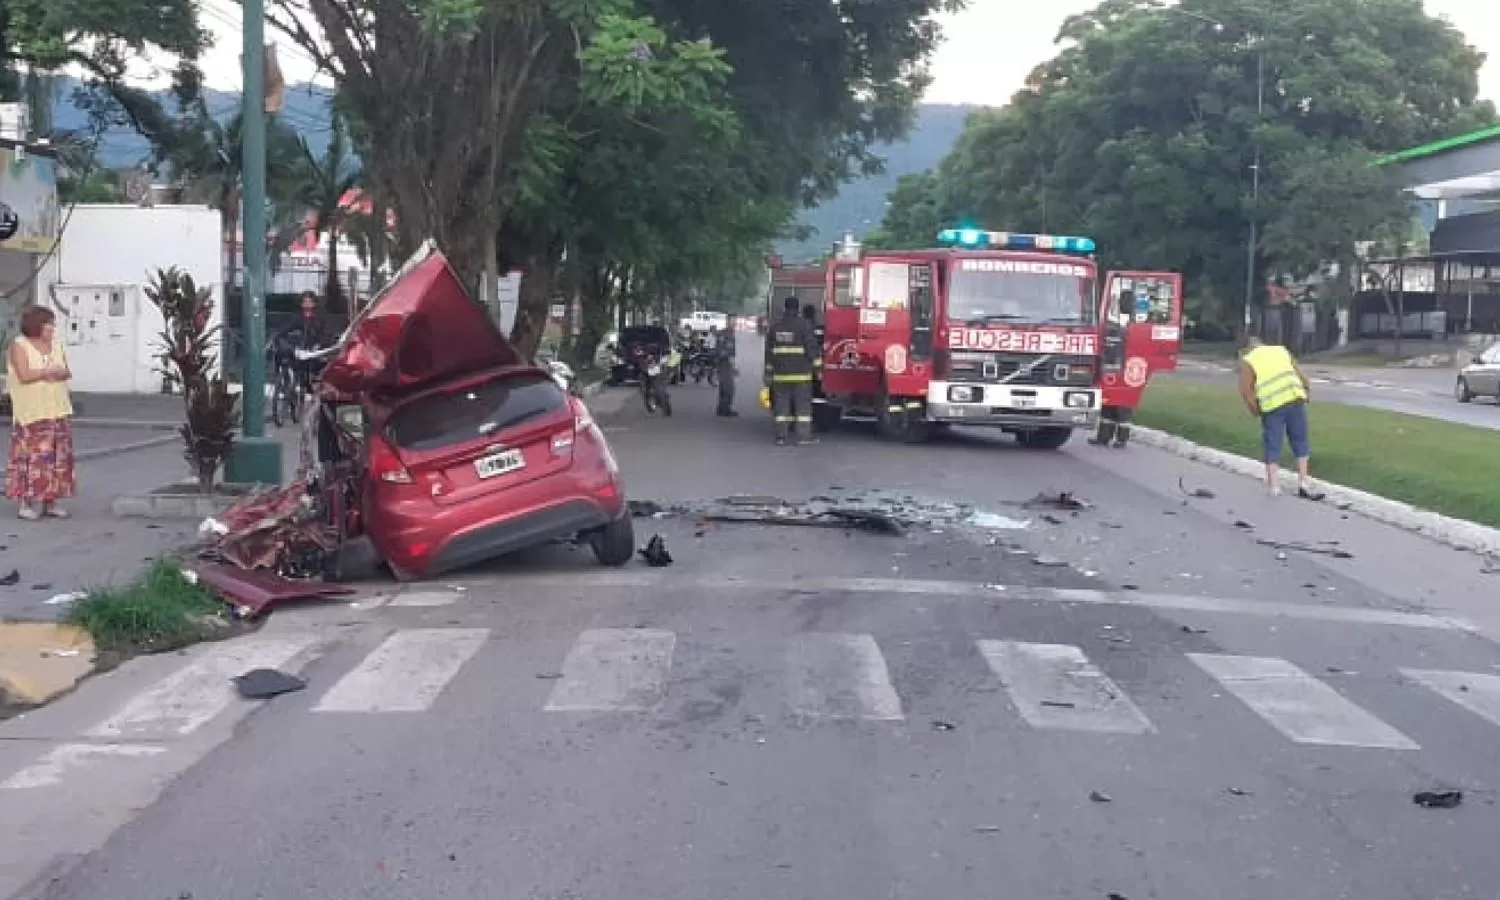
<box><xmin>1040</xmin><ymin>700</ymin><xmax>1076</xmax><ymax>709</ymax></box>
<box><xmin>1178</xmin><ymin>477</ymin><xmax>1216</xmax><ymax>499</ymax></box>
<box><xmin>973</xmin><ymin>825</ymin><xmax>1002</xmax><ymax>833</ymax></box>
<box><xmin>1232</xmin><ymin>519</ymin><xmax>1254</xmax><ymax>530</ymax></box>
<box><xmin>626</xmin><ymin>492</ymin><xmax>1055</xmax><ymax>540</ymax></box>
<box><xmin>931</xmin><ymin>720</ymin><xmax>957</xmax><ymax>731</ymax></box>
<box><xmin>233</xmin><ymin>668</ymin><xmax>307</xmax><ymax>699</ymax></box>
<box><xmin>1227</xmin><ymin>787</ymin><xmax>1251</xmax><ymax>796</ymax></box>
<box><xmin>199</xmin><ymin>479</ymin><xmax>340</xmax><ymax>578</ymax></box>
<box><xmin>1022</xmin><ymin>491</ymin><xmax>1090</xmax><ymax>511</ymax></box>
<box><xmin>1089</xmin><ymin>790</ymin><xmax>1112</xmax><ymax>803</ymax></box>
<box><xmin>43</xmin><ymin>591</ymin><xmax>87</xmax><ymax>606</ymax></box>
<box><xmin>1413</xmin><ymin>790</ymin><xmax>1463</xmax><ymax>809</ymax></box>
<box><xmin>0</xmin><ymin>569</ymin><xmax>19</xmax><ymax>586</ymax></box>
<box><xmin>1032</xmin><ymin>555</ymin><xmax>1068</xmax><ymax>567</ymax></box>
<box><xmin>1256</xmin><ymin>539</ymin><xmax>1354</xmax><ymax>559</ymax></box>
<box><xmin>193</xmin><ymin>563</ymin><xmax>352</xmax><ymax>619</ymax></box>
<box><xmin>639</xmin><ymin>534</ymin><xmax>673</xmax><ymax>567</ymax></box>
<box><xmin>1180</xmin><ymin>625</ymin><xmax>1209</xmax><ymax>635</ymax></box>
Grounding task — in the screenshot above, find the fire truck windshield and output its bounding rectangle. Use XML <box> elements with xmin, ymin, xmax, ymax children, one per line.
<box><xmin>946</xmin><ymin>263</ymin><xmax>1096</xmax><ymax>326</ymax></box>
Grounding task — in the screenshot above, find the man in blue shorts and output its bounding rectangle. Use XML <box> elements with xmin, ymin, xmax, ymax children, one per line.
<box><xmin>1238</xmin><ymin>335</ymin><xmax>1324</xmax><ymax>499</ymax></box>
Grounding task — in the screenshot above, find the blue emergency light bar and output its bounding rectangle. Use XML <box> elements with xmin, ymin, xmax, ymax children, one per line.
<box><xmin>936</xmin><ymin>228</ymin><xmax>1096</xmax><ymax>254</ymax></box>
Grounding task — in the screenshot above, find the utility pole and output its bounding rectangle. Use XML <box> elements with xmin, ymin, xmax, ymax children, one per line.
<box><xmin>224</xmin><ymin>0</ymin><xmax>281</xmax><ymax>484</ymax></box>
<box><xmin>1243</xmin><ymin>46</ymin><xmax>1265</xmax><ymax>336</ymax></box>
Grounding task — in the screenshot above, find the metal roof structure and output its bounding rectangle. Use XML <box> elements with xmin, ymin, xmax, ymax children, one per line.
<box><xmin>1375</xmin><ymin>124</ymin><xmax>1500</xmax><ymax>203</ymax></box>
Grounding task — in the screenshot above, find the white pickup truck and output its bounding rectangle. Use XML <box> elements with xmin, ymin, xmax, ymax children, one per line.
<box><xmin>680</xmin><ymin>310</ymin><xmax>729</xmax><ymax>333</ymax></box>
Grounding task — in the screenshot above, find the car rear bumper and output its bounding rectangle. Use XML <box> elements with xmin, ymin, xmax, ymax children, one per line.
<box><xmin>925</xmin><ymin>381</ymin><xmax>1099</xmax><ymax>428</ymax></box>
<box><xmin>434</xmin><ymin>499</ymin><xmax>614</xmax><ymax>574</ymax></box>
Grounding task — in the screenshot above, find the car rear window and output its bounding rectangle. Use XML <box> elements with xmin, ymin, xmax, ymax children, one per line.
<box><xmin>386</xmin><ymin>372</ymin><xmax>566</xmax><ymax>451</ymax></box>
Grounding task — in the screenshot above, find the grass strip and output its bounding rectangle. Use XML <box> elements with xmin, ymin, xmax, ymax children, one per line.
<box><xmin>1136</xmin><ymin>378</ymin><xmax>1500</xmax><ymax>527</ymax></box>
<box><xmin>67</xmin><ymin>560</ymin><xmax>228</xmax><ymax>655</ymax></box>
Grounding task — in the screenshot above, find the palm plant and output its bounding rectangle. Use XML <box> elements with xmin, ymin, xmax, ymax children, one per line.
<box><xmin>283</xmin><ymin>116</ymin><xmax>364</xmax><ymax>314</ymax></box>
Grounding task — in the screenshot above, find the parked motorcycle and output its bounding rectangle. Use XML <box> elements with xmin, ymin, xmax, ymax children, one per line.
<box><xmin>682</xmin><ymin>345</ymin><xmax>718</xmax><ymax>385</ymax></box>
<box><xmin>638</xmin><ymin>347</ymin><xmax>680</xmax><ymax>416</ymax></box>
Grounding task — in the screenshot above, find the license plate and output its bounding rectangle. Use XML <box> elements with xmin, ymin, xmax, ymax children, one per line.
<box><xmin>1012</xmin><ymin>396</ymin><xmax>1036</xmax><ymax>408</ymax></box>
<box><xmin>474</xmin><ymin>448</ymin><xmax>525</xmax><ymax>480</ymax></box>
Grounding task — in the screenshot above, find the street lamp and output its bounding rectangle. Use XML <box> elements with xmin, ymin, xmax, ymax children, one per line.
<box><xmin>1158</xmin><ymin>7</ymin><xmax>1266</xmax><ymax>335</ymax></box>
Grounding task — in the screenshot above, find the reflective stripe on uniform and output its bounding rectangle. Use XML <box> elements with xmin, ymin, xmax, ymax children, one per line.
<box><xmin>795</xmin><ymin>416</ymin><xmax>812</xmax><ymax>423</ymax></box>
<box><xmin>773</xmin><ymin>374</ymin><xmax>813</xmax><ymax>383</ymax></box>
<box><xmin>772</xmin><ymin>346</ymin><xmax>805</xmax><ymax>354</ymax></box>
<box><xmin>774</xmin><ymin>416</ymin><xmax>795</xmax><ymax>422</ymax></box>
<box><xmin>904</xmin><ymin>401</ymin><xmax>923</xmax><ymax>409</ymax></box>
<box><xmin>887</xmin><ymin>405</ymin><xmax>904</xmax><ymax>413</ymax></box>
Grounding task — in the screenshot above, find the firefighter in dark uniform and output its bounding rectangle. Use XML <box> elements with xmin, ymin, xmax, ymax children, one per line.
<box><xmin>765</xmin><ymin>296</ymin><xmax>818</xmax><ymax>445</ymax></box>
<box><xmin>715</xmin><ymin>317</ymin><xmax>739</xmax><ymax>417</ymax></box>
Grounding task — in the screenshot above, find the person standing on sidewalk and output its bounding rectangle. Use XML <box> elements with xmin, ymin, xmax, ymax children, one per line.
<box><xmin>5</xmin><ymin>306</ymin><xmax>75</xmax><ymax>519</ymax></box>
<box><xmin>1238</xmin><ymin>335</ymin><xmax>1323</xmax><ymax>499</ymax></box>
<box><xmin>715</xmin><ymin>316</ymin><xmax>739</xmax><ymax>417</ymax></box>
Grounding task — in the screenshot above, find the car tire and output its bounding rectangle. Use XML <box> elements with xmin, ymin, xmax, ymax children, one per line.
<box><xmin>384</xmin><ymin>559</ymin><xmax>419</xmax><ymax>583</ymax></box>
<box><xmin>589</xmin><ymin>514</ymin><xmax>635</xmax><ymax>567</ymax></box>
<box><xmin>1017</xmin><ymin>427</ymin><xmax>1073</xmax><ymax>450</ymax></box>
<box><xmin>1457</xmin><ymin>377</ymin><xmax>1473</xmax><ymax>403</ymax></box>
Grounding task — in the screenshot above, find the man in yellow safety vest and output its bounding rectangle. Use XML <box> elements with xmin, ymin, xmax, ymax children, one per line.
<box><xmin>1238</xmin><ymin>336</ymin><xmax>1323</xmax><ymax>499</ymax></box>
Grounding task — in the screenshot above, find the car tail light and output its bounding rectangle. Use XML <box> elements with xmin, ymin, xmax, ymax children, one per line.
<box><xmin>367</xmin><ymin>435</ymin><xmax>413</xmax><ymax>484</ymax></box>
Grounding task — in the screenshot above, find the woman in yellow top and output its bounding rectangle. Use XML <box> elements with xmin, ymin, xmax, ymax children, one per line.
<box><xmin>5</xmin><ymin>305</ymin><xmax>75</xmax><ymax>519</ymax></box>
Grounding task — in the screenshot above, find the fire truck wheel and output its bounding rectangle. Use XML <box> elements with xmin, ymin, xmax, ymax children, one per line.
<box><xmin>1017</xmin><ymin>427</ymin><xmax>1073</xmax><ymax>450</ymax></box>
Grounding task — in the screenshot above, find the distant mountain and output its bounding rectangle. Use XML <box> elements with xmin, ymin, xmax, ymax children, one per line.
<box><xmin>49</xmin><ymin>79</ymin><xmax>336</xmax><ymax>168</ymax></box>
<box><xmin>776</xmin><ymin>103</ymin><xmax>977</xmax><ymax>262</ymax></box>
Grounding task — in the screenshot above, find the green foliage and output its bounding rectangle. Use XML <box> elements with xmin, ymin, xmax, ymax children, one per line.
<box><xmin>147</xmin><ymin>268</ymin><xmax>238</xmax><ymax>494</ymax></box>
<box><xmin>67</xmin><ymin>560</ymin><xmax>226</xmax><ymax>654</ymax></box>
<box><xmin>873</xmin><ymin>0</ymin><xmax>1496</xmax><ymax>328</ymax></box>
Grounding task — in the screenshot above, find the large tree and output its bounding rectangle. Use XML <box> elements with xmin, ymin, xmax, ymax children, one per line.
<box><xmin>875</xmin><ymin>0</ymin><xmax>1495</xmax><ymax>327</ymax></box>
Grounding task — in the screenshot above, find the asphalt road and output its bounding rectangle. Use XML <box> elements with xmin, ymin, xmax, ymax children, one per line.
<box><xmin>7</xmin><ymin>341</ymin><xmax>1500</xmax><ymax>900</ymax></box>
<box><xmin>1172</xmin><ymin>359</ymin><xmax>1500</xmax><ymax>431</ymax></box>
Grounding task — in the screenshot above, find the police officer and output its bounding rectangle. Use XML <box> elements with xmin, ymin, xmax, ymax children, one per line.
<box><xmin>765</xmin><ymin>296</ymin><xmax>818</xmax><ymax>445</ymax></box>
<box><xmin>715</xmin><ymin>317</ymin><xmax>739</xmax><ymax>417</ymax></box>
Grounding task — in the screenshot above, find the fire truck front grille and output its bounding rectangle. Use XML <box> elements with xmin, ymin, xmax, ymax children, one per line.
<box><xmin>947</xmin><ymin>353</ymin><xmax>1095</xmax><ymax>386</ymax></box>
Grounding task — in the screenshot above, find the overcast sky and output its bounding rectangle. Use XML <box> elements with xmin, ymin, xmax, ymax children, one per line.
<box><xmin>192</xmin><ymin>0</ymin><xmax>1498</xmax><ymax>108</ymax></box>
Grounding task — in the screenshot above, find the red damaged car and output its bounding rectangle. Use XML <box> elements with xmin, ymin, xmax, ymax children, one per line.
<box><xmin>318</xmin><ymin>243</ymin><xmax>634</xmax><ymax>581</ymax></box>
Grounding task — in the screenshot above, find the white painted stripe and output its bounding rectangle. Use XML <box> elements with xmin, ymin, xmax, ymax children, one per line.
<box><xmin>1402</xmin><ymin>668</ymin><xmax>1500</xmax><ymax>729</ymax></box>
<box><xmin>786</xmin><ymin>632</ymin><xmax>904</xmax><ymax>721</ymax></box>
<box><xmin>544</xmin><ymin>628</ymin><xmax>676</xmax><ymax>712</ymax></box>
<box><xmin>978</xmin><ymin>641</ymin><xmax>1154</xmax><ymax>734</ymax></box>
<box><xmin>1</xmin><ymin>743</ymin><xmax>167</xmax><ymax>790</ymax></box>
<box><xmin>464</xmin><ymin>572</ymin><xmax>1468</xmax><ymax>631</ymax></box>
<box><xmin>313</xmin><ymin>629</ymin><xmax>489</xmax><ymax>713</ymax></box>
<box><xmin>1190</xmin><ymin>654</ymin><xmax>1418</xmax><ymax>750</ymax></box>
<box><xmin>388</xmin><ymin>590</ymin><xmax>463</xmax><ymax>607</ymax></box>
<box><xmin>89</xmin><ymin>634</ymin><xmax>322</xmax><ymax>738</ymax></box>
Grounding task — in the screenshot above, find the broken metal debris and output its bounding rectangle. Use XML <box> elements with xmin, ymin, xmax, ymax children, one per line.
<box><xmin>198</xmin><ymin>479</ymin><xmax>340</xmax><ymax>579</ymax></box>
<box><xmin>194</xmin><ymin>563</ymin><xmax>353</xmax><ymax>619</ymax></box>
<box><xmin>233</xmin><ymin>668</ymin><xmax>307</xmax><ymax>699</ymax></box>
<box><xmin>633</xmin><ymin>492</ymin><xmax>1051</xmax><ymax>539</ymax></box>
<box><xmin>1233</xmin><ymin>520</ymin><xmax>1254</xmax><ymax>530</ymax></box>
<box><xmin>1089</xmin><ymin>790</ymin><xmax>1112</xmax><ymax>803</ymax></box>
<box><xmin>931</xmin><ymin>720</ymin><xmax>957</xmax><ymax>731</ymax></box>
<box><xmin>639</xmin><ymin>534</ymin><xmax>673</xmax><ymax>567</ymax></box>
<box><xmin>1180</xmin><ymin>625</ymin><xmax>1209</xmax><ymax>635</ymax></box>
<box><xmin>1023</xmin><ymin>491</ymin><xmax>1090</xmax><ymax>511</ymax></box>
<box><xmin>1227</xmin><ymin>787</ymin><xmax>1251</xmax><ymax>796</ymax></box>
<box><xmin>0</xmin><ymin>570</ymin><xmax>18</xmax><ymax>586</ymax></box>
<box><xmin>1177</xmin><ymin>477</ymin><xmax>1216</xmax><ymax>499</ymax></box>
<box><xmin>1413</xmin><ymin>790</ymin><xmax>1463</xmax><ymax>809</ymax></box>
<box><xmin>1256</xmin><ymin>539</ymin><xmax>1354</xmax><ymax>559</ymax></box>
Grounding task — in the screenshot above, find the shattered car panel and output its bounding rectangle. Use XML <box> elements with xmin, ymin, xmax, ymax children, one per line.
<box><xmin>321</xmin><ymin>241</ymin><xmax>521</xmax><ymax>396</ymax></box>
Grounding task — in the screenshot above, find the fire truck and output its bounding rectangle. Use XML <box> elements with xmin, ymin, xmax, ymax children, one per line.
<box><xmin>764</xmin><ymin>228</ymin><xmax>1182</xmax><ymax>449</ymax></box>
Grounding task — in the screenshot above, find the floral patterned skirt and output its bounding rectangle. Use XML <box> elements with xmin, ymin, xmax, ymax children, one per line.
<box><xmin>5</xmin><ymin>417</ymin><xmax>76</xmax><ymax>502</ymax></box>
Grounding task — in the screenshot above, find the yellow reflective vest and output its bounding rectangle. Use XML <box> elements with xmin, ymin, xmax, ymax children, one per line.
<box><xmin>1244</xmin><ymin>344</ymin><xmax>1307</xmax><ymax>413</ymax></box>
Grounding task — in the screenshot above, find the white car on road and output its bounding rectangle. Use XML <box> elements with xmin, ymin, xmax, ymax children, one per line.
<box><xmin>1456</xmin><ymin>343</ymin><xmax>1500</xmax><ymax>403</ymax></box>
<box><xmin>680</xmin><ymin>310</ymin><xmax>728</xmax><ymax>333</ymax></box>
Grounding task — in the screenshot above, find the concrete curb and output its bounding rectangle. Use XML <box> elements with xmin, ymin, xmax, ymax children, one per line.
<box><xmin>1130</xmin><ymin>425</ymin><xmax>1500</xmax><ymax>556</ymax></box>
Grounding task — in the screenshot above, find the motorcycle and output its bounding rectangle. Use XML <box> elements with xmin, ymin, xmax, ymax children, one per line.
<box><xmin>638</xmin><ymin>346</ymin><xmax>680</xmax><ymax>415</ymax></box>
<box><xmin>682</xmin><ymin>344</ymin><xmax>718</xmax><ymax>385</ymax></box>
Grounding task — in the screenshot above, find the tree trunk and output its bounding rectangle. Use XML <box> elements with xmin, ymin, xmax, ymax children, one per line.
<box><xmin>511</xmin><ymin>254</ymin><xmax>557</xmax><ymax>360</ymax></box>
<box><xmin>325</xmin><ymin>228</ymin><xmax>345</xmax><ymax>314</ymax></box>
<box><xmin>575</xmin><ymin>268</ymin><xmax>614</xmax><ymax>372</ymax></box>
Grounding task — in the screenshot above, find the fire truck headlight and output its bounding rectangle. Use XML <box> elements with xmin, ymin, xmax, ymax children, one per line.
<box><xmin>1064</xmin><ymin>391</ymin><xmax>1094</xmax><ymax>409</ymax></box>
<box><xmin>948</xmin><ymin>385</ymin><xmax>978</xmax><ymax>403</ymax></box>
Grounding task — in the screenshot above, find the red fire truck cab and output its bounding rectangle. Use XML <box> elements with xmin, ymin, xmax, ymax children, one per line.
<box><xmin>783</xmin><ymin>228</ymin><xmax>1180</xmax><ymax>449</ymax></box>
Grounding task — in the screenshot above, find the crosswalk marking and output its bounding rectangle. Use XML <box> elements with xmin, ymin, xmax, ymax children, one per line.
<box><xmin>313</xmin><ymin>629</ymin><xmax>489</xmax><ymax>713</ymax></box>
<box><xmin>1189</xmin><ymin>654</ymin><xmax>1418</xmax><ymax>750</ymax></box>
<box><xmin>786</xmin><ymin>632</ymin><xmax>904</xmax><ymax>721</ymax></box>
<box><xmin>1</xmin><ymin>743</ymin><xmax>166</xmax><ymax>790</ymax></box>
<box><xmin>1402</xmin><ymin>669</ymin><xmax>1500</xmax><ymax>729</ymax></box>
<box><xmin>388</xmin><ymin>590</ymin><xmax>464</xmax><ymax>607</ymax></box>
<box><xmin>978</xmin><ymin>640</ymin><xmax>1154</xmax><ymax>734</ymax></box>
<box><xmin>544</xmin><ymin>628</ymin><xmax>676</xmax><ymax>712</ymax></box>
<box><xmin>88</xmin><ymin>634</ymin><xmax>322</xmax><ymax>739</ymax></box>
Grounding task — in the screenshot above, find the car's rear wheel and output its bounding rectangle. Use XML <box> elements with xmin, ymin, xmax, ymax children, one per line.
<box><xmin>1457</xmin><ymin>376</ymin><xmax>1474</xmax><ymax>403</ymax></box>
<box><xmin>589</xmin><ymin>514</ymin><xmax>635</xmax><ymax>567</ymax></box>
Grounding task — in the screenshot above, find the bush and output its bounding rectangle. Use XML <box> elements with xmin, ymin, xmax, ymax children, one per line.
<box><xmin>147</xmin><ymin>268</ymin><xmax>239</xmax><ymax>493</ymax></box>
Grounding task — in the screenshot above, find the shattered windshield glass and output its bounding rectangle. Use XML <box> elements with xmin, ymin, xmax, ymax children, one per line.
<box><xmin>947</xmin><ymin>262</ymin><xmax>1096</xmax><ymax>326</ymax></box>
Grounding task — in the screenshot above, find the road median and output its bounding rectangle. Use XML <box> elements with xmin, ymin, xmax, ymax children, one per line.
<box><xmin>1133</xmin><ymin>379</ymin><xmax>1500</xmax><ymax>552</ymax></box>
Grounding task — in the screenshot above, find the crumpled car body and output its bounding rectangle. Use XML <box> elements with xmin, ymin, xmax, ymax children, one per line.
<box><xmin>322</xmin><ymin>242</ymin><xmax>634</xmax><ymax>580</ymax></box>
